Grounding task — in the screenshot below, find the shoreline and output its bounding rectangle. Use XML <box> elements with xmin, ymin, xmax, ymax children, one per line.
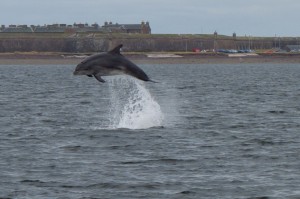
<box><xmin>1</xmin><ymin>52</ymin><xmax>300</xmax><ymax>65</ymax></box>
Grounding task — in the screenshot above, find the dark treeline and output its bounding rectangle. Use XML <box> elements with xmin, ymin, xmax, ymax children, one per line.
<box><xmin>0</xmin><ymin>34</ymin><xmax>298</xmax><ymax>52</ymax></box>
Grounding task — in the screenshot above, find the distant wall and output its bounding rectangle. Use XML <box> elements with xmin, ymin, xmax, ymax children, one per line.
<box><xmin>0</xmin><ymin>34</ymin><xmax>298</xmax><ymax>52</ymax></box>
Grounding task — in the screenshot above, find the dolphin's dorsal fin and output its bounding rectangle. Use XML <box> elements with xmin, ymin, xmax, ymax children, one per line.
<box><xmin>109</xmin><ymin>44</ymin><xmax>123</xmax><ymax>55</ymax></box>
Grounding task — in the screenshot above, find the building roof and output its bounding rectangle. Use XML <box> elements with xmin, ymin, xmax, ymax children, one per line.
<box><xmin>34</xmin><ymin>26</ymin><xmax>65</xmax><ymax>33</ymax></box>
<box><xmin>3</xmin><ymin>27</ymin><xmax>33</xmax><ymax>33</ymax></box>
<box><xmin>121</xmin><ymin>24</ymin><xmax>142</xmax><ymax>30</ymax></box>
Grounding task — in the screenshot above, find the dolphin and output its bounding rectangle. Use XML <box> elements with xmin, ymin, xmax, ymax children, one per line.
<box><xmin>73</xmin><ymin>44</ymin><xmax>154</xmax><ymax>83</ymax></box>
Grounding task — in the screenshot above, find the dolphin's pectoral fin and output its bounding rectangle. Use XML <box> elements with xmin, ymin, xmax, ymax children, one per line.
<box><xmin>94</xmin><ymin>74</ymin><xmax>105</xmax><ymax>83</ymax></box>
<box><xmin>87</xmin><ymin>75</ymin><xmax>93</xmax><ymax>77</ymax></box>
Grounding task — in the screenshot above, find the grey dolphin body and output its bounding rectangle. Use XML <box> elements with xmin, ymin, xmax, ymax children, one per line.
<box><xmin>73</xmin><ymin>44</ymin><xmax>153</xmax><ymax>83</ymax></box>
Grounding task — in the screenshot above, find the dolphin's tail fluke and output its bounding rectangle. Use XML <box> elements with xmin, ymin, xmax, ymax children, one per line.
<box><xmin>148</xmin><ymin>79</ymin><xmax>159</xmax><ymax>83</ymax></box>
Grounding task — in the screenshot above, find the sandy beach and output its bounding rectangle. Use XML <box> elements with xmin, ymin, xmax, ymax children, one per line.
<box><xmin>0</xmin><ymin>52</ymin><xmax>300</xmax><ymax>65</ymax></box>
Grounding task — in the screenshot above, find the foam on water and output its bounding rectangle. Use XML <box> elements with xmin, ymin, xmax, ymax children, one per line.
<box><xmin>106</xmin><ymin>76</ymin><xmax>164</xmax><ymax>129</ymax></box>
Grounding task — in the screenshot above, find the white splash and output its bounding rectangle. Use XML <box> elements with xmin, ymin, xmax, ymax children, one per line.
<box><xmin>107</xmin><ymin>76</ymin><xmax>164</xmax><ymax>129</ymax></box>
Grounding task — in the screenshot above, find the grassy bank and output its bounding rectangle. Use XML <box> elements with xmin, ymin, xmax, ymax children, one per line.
<box><xmin>1</xmin><ymin>32</ymin><xmax>297</xmax><ymax>40</ymax></box>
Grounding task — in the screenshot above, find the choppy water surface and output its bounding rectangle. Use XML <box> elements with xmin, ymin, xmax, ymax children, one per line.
<box><xmin>1</xmin><ymin>63</ymin><xmax>300</xmax><ymax>199</ymax></box>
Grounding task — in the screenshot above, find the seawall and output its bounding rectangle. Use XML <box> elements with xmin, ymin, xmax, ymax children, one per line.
<box><xmin>0</xmin><ymin>33</ymin><xmax>299</xmax><ymax>53</ymax></box>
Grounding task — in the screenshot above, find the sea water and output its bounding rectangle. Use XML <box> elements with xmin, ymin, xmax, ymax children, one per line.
<box><xmin>0</xmin><ymin>64</ymin><xmax>300</xmax><ymax>199</ymax></box>
<box><xmin>106</xmin><ymin>77</ymin><xmax>164</xmax><ymax>129</ymax></box>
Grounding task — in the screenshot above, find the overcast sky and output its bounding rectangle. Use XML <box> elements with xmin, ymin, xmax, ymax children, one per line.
<box><xmin>1</xmin><ymin>0</ymin><xmax>300</xmax><ymax>37</ymax></box>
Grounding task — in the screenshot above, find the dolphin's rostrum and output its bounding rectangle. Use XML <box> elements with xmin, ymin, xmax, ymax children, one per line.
<box><xmin>73</xmin><ymin>44</ymin><xmax>154</xmax><ymax>83</ymax></box>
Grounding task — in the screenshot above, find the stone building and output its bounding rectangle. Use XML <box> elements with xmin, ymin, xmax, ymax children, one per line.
<box><xmin>0</xmin><ymin>21</ymin><xmax>151</xmax><ymax>34</ymax></box>
<box><xmin>102</xmin><ymin>21</ymin><xmax>151</xmax><ymax>34</ymax></box>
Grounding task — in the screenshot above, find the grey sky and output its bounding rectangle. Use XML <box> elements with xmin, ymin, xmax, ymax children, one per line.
<box><xmin>1</xmin><ymin>0</ymin><xmax>300</xmax><ymax>36</ymax></box>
